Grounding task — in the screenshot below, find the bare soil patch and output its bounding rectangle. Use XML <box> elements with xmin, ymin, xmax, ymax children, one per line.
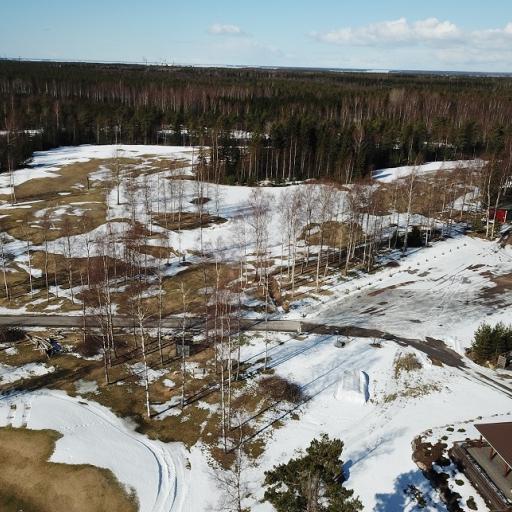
<box><xmin>478</xmin><ymin>271</ymin><xmax>512</xmax><ymax>299</ymax></box>
<box><xmin>135</xmin><ymin>244</ymin><xmax>177</xmax><ymax>259</ymax></box>
<box><xmin>368</xmin><ymin>280</ymin><xmax>416</xmax><ymax>296</ymax></box>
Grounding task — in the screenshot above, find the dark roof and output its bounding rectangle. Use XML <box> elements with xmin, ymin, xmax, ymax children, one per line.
<box><xmin>475</xmin><ymin>422</ymin><xmax>512</xmax><ymax>468</ymax></box>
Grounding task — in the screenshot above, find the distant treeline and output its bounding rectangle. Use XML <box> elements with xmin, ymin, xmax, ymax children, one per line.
<box><xmin>1</xmin><ymin>60</ymin><xmax>512</xmax><ymax>183</ymax></box>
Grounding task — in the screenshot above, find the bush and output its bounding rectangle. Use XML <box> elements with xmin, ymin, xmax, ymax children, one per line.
<box><xmin>408</xmin><ymin>225</ymin><xmax>424</xmax><ymax>247</ymax></box>
<box><xmin>258</xmin><ymin>375</ymin><xmax>305</xmax><ymax>404</ymax></box>
<box><xmin>76</xmin><ymin>334</ymin><xmax>103</xmax><ymax>357</ymax></box>
<box><xmin>471</xmin><ymin>322</ymin><xmax>512</xmax><ymax>363</ymax></box>
<box><xmin>0</xmin><ymin>326</ymin><xmax>26</xmax><ymax>344</ymax></box>
<box><xmin>466</xmin><ymin>496</ymin><xmax>477</xmax><ymax>510</ymax></box>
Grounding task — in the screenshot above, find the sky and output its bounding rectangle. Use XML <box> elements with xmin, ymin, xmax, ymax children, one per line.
<box><xmin>1</xmin><ymin>0</ymin><xmax>512</xmax><ymax>72</ymax></box>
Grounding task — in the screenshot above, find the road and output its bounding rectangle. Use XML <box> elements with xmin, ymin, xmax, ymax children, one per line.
<box><xmin>2</xmin><ymin>312</ymin><xmax>511</xmax><ymax>404</ymax></box>
<box><xmin>0</xmin><ymin>313</ymin><xmax>302</xmax><ymax>333</ymax></box>
<box><xmin>0</xmin><ymin>313</ymin><xmax>466</xmax><ymax>368</ymax></box>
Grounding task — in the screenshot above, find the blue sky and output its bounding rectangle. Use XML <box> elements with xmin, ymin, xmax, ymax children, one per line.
<box><xmin>1</xmin><ymin>0</ymin><xmax>512</xmax><ymax>71</ymax></box>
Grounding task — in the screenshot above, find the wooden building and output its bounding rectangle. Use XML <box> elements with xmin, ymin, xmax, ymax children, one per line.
<box><xmin>452</xmin><ymin>422</ymin><xmax>512</xmax><ymax>511</ymax></box>
<box><xmin>489</xmin><ymin>202</ymin><xmax>512</xmax><ymax>224</ymax></box>
<box><xmin>497</xmin><ymin>352</ymin><xmax>512</xmax><ymax>370</ymax></box>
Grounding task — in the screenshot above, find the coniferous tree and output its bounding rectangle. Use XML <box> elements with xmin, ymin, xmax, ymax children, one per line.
<box><xmin>263</xmin><ymin>434</ymin><xmax>362</xmax><ymax>512</ymax></box>
<box><xmin>471</xmin><ymin>322</ymin><xmax>512</xmax><ymax>363</ymax></box>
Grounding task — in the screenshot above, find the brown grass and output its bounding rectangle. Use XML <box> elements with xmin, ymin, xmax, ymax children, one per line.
<box><xmin>136</xmin><ymin>244</ymin><xmax>176</xmax><ymax>259</ymax></box>
<box><xmin>114</xmin><ymin>263</ymin><xmax>237</xmax><ymax>315</ymax></box>
<box><xmin>302</xmin><ymin>221</ymin><xmax>363</xmax><ymax>248</ymax></box>
<box><xmin>152</xmin><ymin>211</ymin><xmax>227</xmax><ymax>231</ymax></box>
<box><xmin>0</xmin><ymin>191</ymin><xmax>107</xmax><ymax>244</ymax></box>
<box><xmin>0</xmin><ymin>427</ymin><xmax>138</xmax><ymax>512</ymax></box>
<box><xmin>394</xmin><ymin>353</ymin><xmax>423</xmax><ymax>378</ymax></box>
<box><xmin>0</xmin><ymin>251</ymin><xmax>136</xmax><ymax>311</ymax></box>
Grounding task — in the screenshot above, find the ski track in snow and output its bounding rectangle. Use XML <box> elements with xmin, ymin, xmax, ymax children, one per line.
<box><xmin>0</xmin><ymin>390</ymin><xmax>187</xmax><ymax>512</ymax></box>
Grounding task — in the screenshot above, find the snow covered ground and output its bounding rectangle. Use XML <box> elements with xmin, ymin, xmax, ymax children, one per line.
<box><xmin>238</xmin><ymin>334</ymin><xmax>512</xmax><ymax>511</ymax></box>
<box><xmin>0</xmin><ymin>145</ymin><xmax>511</xmax><ymax>511</ymax></box>
<box><xmin>305</xmin><ymin>235</ymin><xmax>512</xmax><ymax>353</ymax></box>
<box><xmin>0</xmin><ymin>390</ymin><xmax>189</xmax><ymax>512</ymax></box>
<box><xmin>0</xmin><ymin>144</ymin><xmax>306</xmax><ymax>264</ymax></box>
<box><xmin>0</xmin><ymin>144</ymin><xmax>199</xmax><ymax>195</ymax></box>
<box><xmin>372</xmin><ymin>159</ymin><xmax>485</xmax><ymax>183</ymax></box>
<box><xmin>171</xmin><ymin>312</ymin><xmax>511</xmax><ymax>511</ymax></box>
<box><xmin>0</xmin><ymin>362</ymin><xmax>54</xmax><ymax>384</ymax></box>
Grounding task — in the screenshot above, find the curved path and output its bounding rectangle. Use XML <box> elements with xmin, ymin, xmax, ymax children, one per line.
<box><xmin>0</xmin><ymin>390</ymin><xmax>187</xmax><ymax>512</ymax></box>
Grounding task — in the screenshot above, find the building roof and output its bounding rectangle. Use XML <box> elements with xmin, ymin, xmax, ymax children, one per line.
<box><xmin>475</xmin><ymin>422</ymin><xmax>512</xmax><ymax>469</ymax></box>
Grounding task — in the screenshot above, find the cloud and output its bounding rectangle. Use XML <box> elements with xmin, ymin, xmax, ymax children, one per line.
<box><xmin>313</xmin><ymin>17</ymin><xmax>512</xmax><ymax>49</ymax></box>
<box><xmin>209</xmin><ymin>23</ymin><xmax>244</xmax><ymax>36</ymax></box>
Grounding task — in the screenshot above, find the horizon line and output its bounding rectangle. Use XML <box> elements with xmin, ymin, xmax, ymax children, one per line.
<box><xmin>2</xmin><ymin>56</ymin><xmax>512</xmax><ymax>77</ymax></box>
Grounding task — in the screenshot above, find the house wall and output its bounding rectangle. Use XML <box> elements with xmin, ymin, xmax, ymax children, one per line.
<box><xmin>489</xmin><ymin>208</ymin><xmax>510</xmax><ymax>223</ymax></box>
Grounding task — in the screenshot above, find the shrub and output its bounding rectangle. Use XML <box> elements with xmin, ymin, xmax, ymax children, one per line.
<box><xmin>0</xmin><ymin>326</ymin><xmax>26</xmax><ymax>344</ymax></box>
<box><xmin>258</xmin><ymin>375</ymin><xmax>305</xmax><ymax>404</ymax></box>
<box><xmin>405</xmin><ymin>485</ymin><xmax>427</xmax><ymax>508</ymax></box>
<box><xmin>394</xmin><ymin>353</ymin><xmax>422</xmax><ymax>378</ymax></box>
<box><xmin>408</xmin><ymin>225</ymin><xmax>424</xmax><ymax>247</ymax></box>
<box><xmin>76</xmin><ymin>334</ymin><xmax>103</xmax><ymax>357</ymax></box>
<box><xmin>466</xmin><ymin>496</ymin><xmax>477</xmax><ymax>510</ymax></box>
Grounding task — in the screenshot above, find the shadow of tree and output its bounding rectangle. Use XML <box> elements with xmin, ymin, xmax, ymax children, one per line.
<box><xmin>374</xmin><ymin>469</ymin><xmax>444</xmax><ymax>512</ymax></box>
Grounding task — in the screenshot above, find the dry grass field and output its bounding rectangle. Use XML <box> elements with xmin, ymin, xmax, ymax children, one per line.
<box><xmin>0</xmin><ymin>427</ymin><xmax>138</xmax><ymax>512</ymax></box>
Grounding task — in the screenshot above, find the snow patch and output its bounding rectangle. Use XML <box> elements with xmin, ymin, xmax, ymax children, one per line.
<box><xmin>0</xmin><ymin>362</ymin><xmax>54</xmax><ymax>384</ymax></box>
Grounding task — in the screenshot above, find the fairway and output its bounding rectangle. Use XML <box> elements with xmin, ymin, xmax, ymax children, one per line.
<box><xmin>0</xmin><ymin>427</ymin><xmax>138</xmax><ymax>512</ymax></box>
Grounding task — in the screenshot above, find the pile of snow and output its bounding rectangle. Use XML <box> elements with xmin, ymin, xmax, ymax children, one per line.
<box><xmin>372</xmin><ymin>159</ymin><xmax>484</xmax><ymax>183</ymax></box>
<box><xmin>333</xmin><ymin>370</ymin><xmax>369</xmax><ymax>404</ymax></box>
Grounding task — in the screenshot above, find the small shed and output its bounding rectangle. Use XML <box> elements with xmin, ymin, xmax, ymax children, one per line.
<box><xmin>175</xmin><ymin>343</ymin><xmax>191</xmax><ymax>358</ymax></box>
<box><xmin>489</xmin><ymin>202</ymin><xmax>512</xmax><ymax>224</ymax></box>
<box><xmin>497</xmin><ymin>351</ymin><xmax>512</xmax><ymax>370</ymax></box>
